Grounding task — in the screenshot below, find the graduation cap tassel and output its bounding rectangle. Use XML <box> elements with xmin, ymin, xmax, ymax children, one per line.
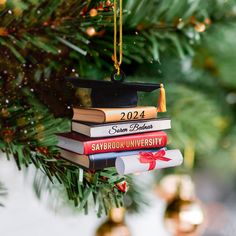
<box><xmin>157</xmin><ymin>84</ymin><xmax>167</xmax><ymax>112</ymax></box>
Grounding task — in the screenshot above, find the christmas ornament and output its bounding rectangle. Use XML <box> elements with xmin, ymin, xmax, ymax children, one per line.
<box><xmin>106</xmin><ymin>0</ymin><xmax>112</xmax><ymax>7</ymax></box>
<box><xmin>86</xmin><ymin>26</ymin><xmax>96</xmax><ymax>37</ymax></box>
<box><xmin>61</xmin><ymin>0</ymin><xmax>183</xmax><ymax>177</ymax></box>
<box><xmin>194</xmin><ymin>23</ymin><xmax>206</xmax><ymax>33</ymax></box>
<box><xmin>58</xmin><ymin>0</ymin><xmax>183</xmax><ymax>178</ymax></box>
<box><xmin>96</xmin><ymin>208</ymin><xmax>132</xmax><ymax>236</ymax></box>
<box><xmin>161</xmin><ymin>174</ymin><xmax>205</xmax><ymax>235</ymax></box>
<box><xmin>89</xmin><ymin>8</ymin><xmax>98</xmax><ymax>17</ymax></box>
<box><xmin>164</xmin><ymin>197</ymin><xmax>205</xmax><ymax>236</ymax></box>
<box><xmin>156</xmin><ymin>174</ymin><xmax>195</xmax><ymax>203</ymax></box>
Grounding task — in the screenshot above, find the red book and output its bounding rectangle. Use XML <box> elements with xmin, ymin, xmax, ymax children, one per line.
<box><xmin>57</xmin><ymin>131</ymin><xmax>167</xmax><ymax>155</ymax></box>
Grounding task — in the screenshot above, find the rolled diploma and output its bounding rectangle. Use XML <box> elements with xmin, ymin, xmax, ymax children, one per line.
<box><xmin>116</xmin><ymin>149</ymin><xmax>183</xmax><ymax>176</ymax></box>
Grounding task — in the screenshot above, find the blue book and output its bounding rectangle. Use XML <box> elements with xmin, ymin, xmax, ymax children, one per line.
<box><xmin>59</xmin><ymin>147</ymin><xmax>166</xmax><ymax>170</ymax></box>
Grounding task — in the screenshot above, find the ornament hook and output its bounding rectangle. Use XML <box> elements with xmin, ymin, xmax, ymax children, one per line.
<box><xmin>111</xmin><ymin>69</ymin><xmax>125</xmax><ymax>82</ymax></box>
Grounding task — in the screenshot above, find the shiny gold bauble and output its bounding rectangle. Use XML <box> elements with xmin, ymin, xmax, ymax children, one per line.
<box><xmin>156</xmin><ymin>174</ymin><xmax>195</xmax><ymax>203</ymax></box>
<box><xmin>106</xmin><ymin>0</ymin><xmax>111</xmax><ymax>6</ymax></box>
<box><xmin>96</xmin><ymin>208</ymin><xmax>132</xmax><ymax>236</ymax></box>
<box><xmin>89</xmin><ymin>8</ymin><xmax>98</xmax><ymax>17</ymax></box>
<box><xmin>86</xmin><ymin>26</ymin><xmax>96</xmax><ymax>37</ymax></box>
<box><xmin>194</xmin><ymin>23</ymin><xmax>206</xmax><ymax>33</ymax></box>
<box><xmin>164</xmin><ymin>197</ymin><xmax>205</xmax><ymax>236</ymax></box>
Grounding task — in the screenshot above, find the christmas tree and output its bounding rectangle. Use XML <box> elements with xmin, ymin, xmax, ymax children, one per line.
<box><xmin>0</xmin><ymin>0</ymin><xmax>236</xmax><ymax>220</ymax></box>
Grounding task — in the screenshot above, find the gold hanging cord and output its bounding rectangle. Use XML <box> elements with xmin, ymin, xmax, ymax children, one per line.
<box><xmin>112</xmin><ymin>0</ymin><xmax>167</xmax><ymax>113</ymax></box>
<box><xmin>113</xmin><ymin>0</ymin><xmax>123</xmax><ymax>75</ymax></box>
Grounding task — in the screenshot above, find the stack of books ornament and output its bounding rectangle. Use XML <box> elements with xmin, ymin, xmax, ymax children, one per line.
<box><xmin>57</xmin><ymin>74</ymin><xmax>183</xmax><ymax>175</ymax></box>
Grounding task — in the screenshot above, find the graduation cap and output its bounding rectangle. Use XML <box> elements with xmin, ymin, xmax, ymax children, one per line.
<box><xmin>67</xmin><ymin>71</ymin><xmax>166</xmax><ymax>112</ymax></box>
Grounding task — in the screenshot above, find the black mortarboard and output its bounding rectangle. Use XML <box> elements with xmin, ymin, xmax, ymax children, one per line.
<box><xmin>67</xmin><ymin>71</ymin><xmax>166</xmax><ymax>112</ymax></box>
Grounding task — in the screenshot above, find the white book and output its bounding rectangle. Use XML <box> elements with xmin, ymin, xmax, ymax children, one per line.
<box><xmin>72</xmin><ymin>118</ymin><xmax>171</xmax><ymax>138</ymax></box>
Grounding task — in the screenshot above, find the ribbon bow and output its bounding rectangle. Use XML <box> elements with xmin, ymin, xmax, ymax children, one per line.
<box><xmin>139</xmin><ymin>150</ymin><xmax>171</xmax><ymax>171</ymax></box>
<box><xmin>116</xmin><ymin>181</ymin><xmax>127</xmax><ymax>193</ymax></box>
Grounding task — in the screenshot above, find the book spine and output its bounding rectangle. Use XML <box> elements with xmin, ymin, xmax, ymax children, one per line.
<box><xmin>83</xmin><ymin>131</ymin><xmax>167</xmax><ymax>155</ymax></box>
<box><xmin>89</xmin><ymin>148</ymin><xmax>165</xmax><ymax>159</ymax></box>
<box><xmin>104</xmin><ymin>107</ymin><xmax>157</xmax><ymax>123</ymax></box>
<box><xmin>87</xmin><ymin>119</ymin><xmax>170</xmax><ymax>137</ymax></box>
<box><xmin>90</xmin><ymin>156</ymin><xmax>116</xmax><ymax>170</ymax></box>
<box><xmin>89</xmin><ymin>148</ymin><xmax>166</xmax><ymax>170</ymax></box>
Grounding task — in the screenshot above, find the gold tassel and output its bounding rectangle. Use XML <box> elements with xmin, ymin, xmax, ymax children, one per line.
<box><xmin>157</xmin><ymin>84</ymin><xmax>167</xmax><ymax>112</ymax></box>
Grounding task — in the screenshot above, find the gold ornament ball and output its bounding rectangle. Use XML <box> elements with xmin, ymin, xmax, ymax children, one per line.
<box><xmin>194</xmin><ymin>23</ymin><xmax>206</xmax><ymax>33</ymax></box>
<box><xmin>106</xmin><ymin>0</ymin><xmax>111</xmax><ymax>6</ymax></box>
<box><xmin>0</xmin><ymin>0</ymin><xmax>6</xmax><ymax>5</ymax></box>
<box><xmin>89</xmin><ymin>8</ymin><xmax>98</xmax><ymax>17</ymax></box>
<box><xmin>155</xmin><ymin>174</ymin><xmax>195</xmax><ymax>203</ymax></box>
<box><xmin>164</xmin><ymin>197</ymin><xmax>205</xmax><ymax>236</ymax></box>
<box><xmin>86</xmin><ymin>27</ymin><xmax>96</xmax><ymax>37</ymax></box>
<box><xmin>96</xmin><ymin>208</ymin><xmax>132</xmax><ymax>236</ymax></box>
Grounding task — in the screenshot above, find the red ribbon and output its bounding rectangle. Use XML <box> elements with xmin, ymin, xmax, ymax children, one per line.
<box><xmin>116</xmin><ymin>181</ymin><xmax>127</xmax><ymax>193</ymax></box>
<box><xmin>139</xmin><ymin>150</ymin><xmax>171</xmax><ymax>171</ymax></box>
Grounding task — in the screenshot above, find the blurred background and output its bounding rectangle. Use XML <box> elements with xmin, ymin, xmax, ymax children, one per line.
<box><xmin>1</xmin><ymin>0</ymin><xmax>236</xmax><ymax>235</ymax></box>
